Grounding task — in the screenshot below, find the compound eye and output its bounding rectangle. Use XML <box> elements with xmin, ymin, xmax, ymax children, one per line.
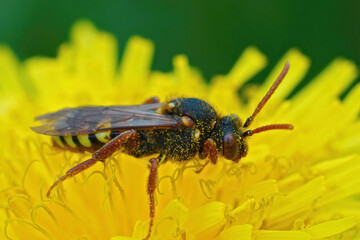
<box><xmin>223</xmin><ymin>133</ymin><xmax>238</xmax><ymax>160</ymax></box>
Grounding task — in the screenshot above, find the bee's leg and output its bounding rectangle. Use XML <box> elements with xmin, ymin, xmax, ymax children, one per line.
<box><xmin>46</xmin><ymin>130</ymin><xmax>138</xmax><ymax>197</ymax></box>
<box><xmin>144</xmin><ymin>157</ymin><xmax>160</xmax><ymax>240</ymax></box>
<box><xmin>197</xmin><ymin>138</ymin><xmax>218</xmax><ymax>173</ymax></box>
<box><xmin>143</xmin><ymin>96</ymin><xmax>160</xmax><ymax>104</ymax></box>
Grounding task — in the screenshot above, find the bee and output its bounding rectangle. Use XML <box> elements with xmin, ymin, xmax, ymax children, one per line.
<box><xmin>32</xmin><ymin>62</ymin><xmax>293</xmax><ymax>240</ymax></box>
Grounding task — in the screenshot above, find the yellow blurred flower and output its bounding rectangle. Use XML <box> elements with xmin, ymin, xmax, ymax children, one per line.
<box><xmin>1</xmin><ymin>21</ymin><xmax>360</xmax><ymax>240</ymax></box>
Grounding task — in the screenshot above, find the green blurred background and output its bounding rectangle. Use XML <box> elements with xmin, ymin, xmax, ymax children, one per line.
<box><xmin>0</xmin><ymin>0</ymin><xmax>359</xmax><ymax>87</ymax></box>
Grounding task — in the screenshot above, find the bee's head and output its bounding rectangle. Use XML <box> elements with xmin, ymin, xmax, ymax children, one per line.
<box><xmin>211</xmin><ymin>113</ymin><xmax>294</xmax><ymax>162</ymax></box>
<box><xmin>210</xmin><ymin>62</ymin><xmax>294</xmax><ymax>162</ymax></box>
<box><xmin>211</xmin><ymin>114</ymin><xmax>248</xmax><ymax>162</ymax></box>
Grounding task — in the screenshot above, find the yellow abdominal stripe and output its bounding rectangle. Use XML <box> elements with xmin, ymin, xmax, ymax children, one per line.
<box><xmin>64</xmin><ymin>135</ymin><xmax>77</xmax><ymax>148</ymax></box>
<box><xmin>52</xmin><ymin>132</ymin><xmax>111</xmax><ymax>149</ymax></box>
<box><xmin>53</xmin><ymin>136</ymin><xmax>65</xmax><ymax>147</ymax></box>
<box><xmin>77</xmin><ymin>135</ymin><xmax>92</xmax><ymax>147</ymax></box>
<box><xmin>95</xmin><ymin>132</ymin><xmax>111</xmax><ymax>143</ymax></box>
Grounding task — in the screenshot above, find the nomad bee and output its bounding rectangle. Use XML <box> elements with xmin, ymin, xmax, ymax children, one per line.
<box><xmin>32</xmin><ymin>62</ymin><xmax>293</xmax><ymax>239</ymax></box>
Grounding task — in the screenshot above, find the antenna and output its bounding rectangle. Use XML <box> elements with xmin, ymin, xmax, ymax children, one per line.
<box><xmin>243</xmin><ymin>61</ymin><xmax>290</xmax><ymax>128</ymax></box>
<box><xmin>242</xmin><ymin>124</ymin><xmax>293</xmax><ymax>138</ymax></box>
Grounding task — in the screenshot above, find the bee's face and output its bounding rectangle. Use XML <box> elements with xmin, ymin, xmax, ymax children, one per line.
<box><xmin>212</xmin><ymin>114</ymin><xmax>248</xmax><ymax>162</ymax></box>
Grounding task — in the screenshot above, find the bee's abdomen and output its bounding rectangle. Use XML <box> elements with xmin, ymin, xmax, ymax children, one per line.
<box><xmin>52</xmin><ymin>131</ymin><xmax>121</xmax><ymax>152</ymax></box>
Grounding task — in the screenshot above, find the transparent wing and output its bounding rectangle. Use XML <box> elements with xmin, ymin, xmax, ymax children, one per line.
<box><xmin>32</xmin><ymin>103</ymin><xmax>180</xmax><ymax>136</ymax></box>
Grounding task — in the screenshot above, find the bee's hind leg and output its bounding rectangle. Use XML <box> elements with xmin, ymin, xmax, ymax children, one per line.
<box><xmin>46</xmin><ymin>130</ymin><xmax>138</xmax><ymax>198</ymax></box>
<box><xmin>144</xmin><ymin>156</ymin><xmax>162</xmax><ymax>240</ymax></box>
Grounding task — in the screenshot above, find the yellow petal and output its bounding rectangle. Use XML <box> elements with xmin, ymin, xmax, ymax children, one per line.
<box><xmin>267</xmin><ymin>176</ymin><xmax>326</xmax><ymax>229</ymax></box>
<box><xmin>305</xmin><ymin>217</ymin><xmax>358</xmax><ymax>239</ymax></box>
<box><xmin>155</xmin><ymin>198</ymin><xmax>189</xmax><ymax>239</ymax></box>
<box><xmin>226</xmin><ymin>46</ymin><xmax>267</xmax><ymax>87</ymax></box>
<box><xmin>255</xmin><ymin>230</ymin><xmax>311</xmax><ymax>240</ymax></box>
<box><xmin>216</xmin><ymin>224</ymin><xmax>253</xmax><ymax>240</ymax></box>
<box><xmin>185</xmin><ymin>201</ymin><xmax>227</xmax><ymax>238</ymax></box>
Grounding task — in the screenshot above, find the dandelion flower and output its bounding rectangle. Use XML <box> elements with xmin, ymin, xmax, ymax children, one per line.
<box><xmin>1</xmin><ymin>21</ymin><xmax>360</xmax><ymax>240</ymax></box>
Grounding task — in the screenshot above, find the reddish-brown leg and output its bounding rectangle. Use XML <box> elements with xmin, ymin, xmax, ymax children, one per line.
<box><xmin>200</xmin><ymin>138</ymin><xmax>218</xmax><ymax>164</ymax></box>
<box><xmin>46</xmin><ymin>130</ymin><xmax>138</xmax><ymax>197</ymax></box>
<box><xmin>196</xmin><ymin>138</ymin><xmax>218</xmax><ymax>173</ymax></box>
<box><xmin>143</xmin><ymin>96</ymin><xmax>160</xmax><ymax>104</ymax></box>
<box><xmin>144</xmin><ymin>157</ymin><xmax>160</xmax><ymax>240</ymax></box>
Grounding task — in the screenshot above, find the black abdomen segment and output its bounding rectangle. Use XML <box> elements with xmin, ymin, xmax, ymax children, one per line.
<box><xmin>52</xmin><ymin>131</ymin><xmax>121</xmax><ymax>152</ymax></box>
